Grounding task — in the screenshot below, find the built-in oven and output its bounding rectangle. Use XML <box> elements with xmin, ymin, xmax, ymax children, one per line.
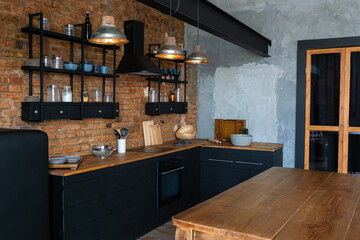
<box><xmin>157</xmin><ymin>156</ymin><xmax>184</xmax><ymax>208</ymax></box>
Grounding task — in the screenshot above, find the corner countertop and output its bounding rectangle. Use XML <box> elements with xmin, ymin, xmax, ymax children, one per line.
<box><xmin>49</xmin><ymin>139</ymin><xmax>283</xmax><ymax>177</ymax></box>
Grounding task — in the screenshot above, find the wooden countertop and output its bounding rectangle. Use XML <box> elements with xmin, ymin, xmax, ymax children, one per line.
<box><xmin>49</xmin><ymin>140</ymin><xmax>283</xmax><ymax>177</ymax></box>
<box><xmin>202</xmin><ymin>141</ymin><xmax>283</xmax><ymax>152</ymax></box>
<box><xmin>172</xmin><ymin>167</ymin><xmax>360</xmax><ymax>240</ymax></box>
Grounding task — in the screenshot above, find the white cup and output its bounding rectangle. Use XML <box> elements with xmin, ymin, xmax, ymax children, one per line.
<box><xmin>118</xmin><ymin>139</ymin><xmax>126</xmax><ymax>153</ymax></box>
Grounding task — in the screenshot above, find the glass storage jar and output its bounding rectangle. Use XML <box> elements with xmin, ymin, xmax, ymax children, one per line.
<box><xmin>93</xmin><ymin>89</ymin><xmax>102</xmax><ymax>102</ymax></box>
<box><xmin>46</xmin><ymin>85</ymin><xmax>60</xmax><ymax>102</ymax></box>
<box><xmin>62</xmin><ymin>86</ymin><xmax>72</xmax><ymax>102</ymax></box>
<box><xmin>103</xmin><ymin>94</ymin><xmax>112</xmax><ymax>103</ymax></box>
<box><xmin>43</xmin><ymin>56</ymin><xmax>52</xmax><ymax>68</ymax></box>
<box><xmin>149</xmin><ymin>90</ymin><xmax>157</xmax><ymax>102</ymax></box>
<box><xmin>64</xmin><ymin>24</ymin><xmax>75</xmax><ymax>37</ymax></box>
<box><xmin>169</xmin><ymin>91</ymin><xmax>176</xmax><ymax>102</ymax></box>
<box><xmin>83</xmin><ymin>91</ymin><xmax>89</xmax><ymax>102</ymax></box>
<box><xmin>175</xmin><ymin>88</ymin><xmax>181</xmax><ymax>102</ymax></box>
<box><xmin>52</xmin><ymin>57</ymin><xmax>63</xmax><ymax>69</ymax></box>
<box><xmin>38</xmin><ymin>17</ymin><xmax>50</xmax><ymax>31</ymax></box>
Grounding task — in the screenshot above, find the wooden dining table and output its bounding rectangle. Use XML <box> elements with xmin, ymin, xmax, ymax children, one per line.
<box><xmin>172</xmin><ymin>167</ymin><xmax>360</xmax><ymax>240</ymax></box>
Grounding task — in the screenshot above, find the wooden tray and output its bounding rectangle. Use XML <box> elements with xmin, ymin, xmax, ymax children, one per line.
<box><xmin>49</xmin><ymin>160</ymin><xmax>82</xmax><ymax>170</ymax></box>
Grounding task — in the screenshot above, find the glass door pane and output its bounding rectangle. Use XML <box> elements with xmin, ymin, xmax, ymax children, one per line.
<box><xmin>349</xmin><ymin>52</ymin><xmax>360</xmax><ymax>126</ymax></box>
<box><xmin>348</xmin><ymin>133</ymin><xmax>360</xmax><ymax>173</ymax></box>
<box><xmin>310</xmin><ymin>53</ymin><xmax>340</xmax><ymax>126</ymax></box>
<box><xmin>309</xmin><ymin>131</ymin><xmax>338</xmax><ymax>171</ymax></box>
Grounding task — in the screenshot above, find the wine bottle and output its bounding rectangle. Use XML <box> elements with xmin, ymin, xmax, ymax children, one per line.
<box><xmin>84</xmin><ymin>11</ymin><xmax>92</xmax><ymax>40</ymax></box>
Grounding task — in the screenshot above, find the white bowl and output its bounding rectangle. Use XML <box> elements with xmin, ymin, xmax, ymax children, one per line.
<box><xmin>230</xmin><ymin>134</ymin><xmax>252</xmax><ymax>146</ymax></box>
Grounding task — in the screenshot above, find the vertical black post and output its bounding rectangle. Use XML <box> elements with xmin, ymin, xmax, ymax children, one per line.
<box><xmin>70</xmin><ymin>42</ymin><xmax>74</xmax><ymax>89</ymax></box>
<box><xmin>39</xmin><ymin>13</ymin><xmax>44</xmax><ymax>122</ymax></box>
<box><xmin>28</xmin><ymin>14</ymin><xmax>33</xmax><ymax>96</ymax></box>
<box><xmin>80</xmin><ymin>25</ymin><xmax>85</xmax><ymax>120</ymax></box>
<box><xmin>29</xmin><ymin>39</ymin><xmax>33</xmax><ymax>96</ymax></box>
<box><xmin>184</xmin><ymin>51</ymin><xmax>187</xmax><ymax>104</ymax></box>
<box><xmin>157</xmin><ymin>80</ymin><xmax>161</xmax><ymax>115</ymax></box>
<box><xmin>102</xmin><ymin>48</ymin><xmax>106</xmax><ymax>102</ymax></box>
<box><xmin>113</xmin><ymin>47</ymin><xmax>116</xmax><ymax>118</ymax></box>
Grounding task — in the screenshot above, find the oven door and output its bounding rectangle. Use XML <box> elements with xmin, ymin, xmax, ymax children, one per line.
<box><xmin>157</xmin><ymin>158</ymin><xmax>184</xmax><ymax>208</ymax></box>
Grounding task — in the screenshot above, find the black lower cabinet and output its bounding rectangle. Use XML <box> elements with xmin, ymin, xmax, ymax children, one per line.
<box><xmin>50</xmin><ymin>146</ymin><xmax>282</xmax><ymax>239</ymax></box>
<box><xmin>50</xmin><ymin>158</ymin><xmax>157</xmax><ymax>240</ymax></box>
<box><xmin>200</xmin><ymin>147</ymin><xmax>283</xmax><ymax>201</ymax></box>
<box><xmin>50</xmin><ymin>148</ymin><xmax>201</xmax><ymax>240</ymax></box>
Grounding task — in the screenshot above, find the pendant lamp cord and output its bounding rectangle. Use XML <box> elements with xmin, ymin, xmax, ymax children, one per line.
<box><xmin>108</xmin><ymin>0</ymin><xmax>110</xmax><ymax>16</ymax></box>
<box><xmin>197</xmin><ymin>0</ymin><xmax>199</xmax><ymax>45</ymax></box>
<box><xmin>169</xmin><ymin>0</ymin><xmax>181</xmax><ymax>37</ymax></box>
<box><xmin>170</xmin><ymin>0</ymin><xmax>172</xmax><ymax>36</ymax></box>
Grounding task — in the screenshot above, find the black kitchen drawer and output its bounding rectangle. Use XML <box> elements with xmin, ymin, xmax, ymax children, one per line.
<box><xmin>22</xmin><ymin>102</ymin><xmax>119</xmax><ymax>121</ymax></box>
<box><xmin>45</xmin><ymin>103</ymin><xmax>81</xmax><ymax>119</ymax></box>
<box><xmin>83</xmin><ymin>103</ymin><xmax>119</xmax><ymax>118</ymax></box>
<box><xmin>145</xmin><ymin>102</ymin><xmax>187</xmax><ymax>115</ymax></box>
<box><xmin>63</xmin><ymin>163</ymin><xmax>156</xmax><ymax>208</ymax></box>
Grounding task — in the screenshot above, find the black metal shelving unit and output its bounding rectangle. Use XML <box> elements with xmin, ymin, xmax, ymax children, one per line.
<box><xmin>145</xmin><ymin>44</ymin><xmax>188</xmax><ymax>116</ymax></box>
<box><xmin>21</xmin><ymin>12</ymin><xmax>120</xmax><ymax>122</ymax></box>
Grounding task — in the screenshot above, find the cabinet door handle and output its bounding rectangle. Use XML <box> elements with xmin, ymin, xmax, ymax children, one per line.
<box><xmin>98</xmin><ymin>110</ymin><xmax>102</xmax><ymax>113</ymax></box>
<box><xmin>59</xmin><ymin>110</ymin><xmax>64</xmax><ymax>114</ymax></box>
<box><xmin>160</xmin><ymin>166</ymin><xmax>184</xmax><ymax>175</ymax></box>
<box><xmin>115</xmin><ymin>109</ymin><xmax>119</xmax><ymax>112</ymax></box>
<box><xmin>235</xmin><ymin>161</ymin><xmax>263</xmax><ymax>166</ymax></box>
<box><xmin>208</xmin><ymin>158</ymin><xmax>233</xmax><ymax>163</ymax></box>
<box><xmin>34</xmin><ymin>110</ymin><xmax>39</xmax><ymax>114</ymax></box>
<box><xmin>170</xmin><ymin>107</ymin><xmax>173</xmax><ymax>111</ymax></box>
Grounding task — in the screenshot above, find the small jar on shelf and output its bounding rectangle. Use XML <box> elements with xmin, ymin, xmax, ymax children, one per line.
<box><xmin>169</xmin><ymin>91</ymin><xmax>176</xmax><ymax>102</ymax></box>
<box><xmin>62</xmin><ymin>86</ymin><xmax>72</xmax><ymax>102</ymax></box>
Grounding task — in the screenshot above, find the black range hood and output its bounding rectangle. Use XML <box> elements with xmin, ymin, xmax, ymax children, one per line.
<box><xmin>116</xmin><ymin>20</ymin><xmax>164</xmax><ymax>76</ymax></box>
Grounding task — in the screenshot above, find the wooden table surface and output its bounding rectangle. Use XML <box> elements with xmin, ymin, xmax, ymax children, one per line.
<box><xmin>49</xmin><ymin>140</ymin><xmax>282</xmax><ymax>177</ymax></box>
<box><xmin>172</xmin><ymin>167</ymin><xmax>360</xmax><ymax>240</ymax></box>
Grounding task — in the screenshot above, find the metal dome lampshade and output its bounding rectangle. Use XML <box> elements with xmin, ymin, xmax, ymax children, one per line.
<box><xmin>89</xmin><ymin>0</ymin><xmax>128</xmax><ymax>45</ymax></box>
<box><xmin>155</xmin><ymin>36</ymin><xmax>185</xmax><ymax>60</ymax></box>
<box><xmin>185</xmin><ymin>0</ymin><xmax>210</xmax><ymax>64</ymax></box>
<box><xmin>185</xmin><ymin>45</ymin><xmax>210</xmax><ymax>64</ymax></box>
<box><xmin>154</xmin><ymin>0</ymin><xmax>185</xmax><ymax>60</ymax></box>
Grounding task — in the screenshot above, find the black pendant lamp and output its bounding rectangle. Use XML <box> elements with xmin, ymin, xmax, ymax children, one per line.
<box><xmin>155</xmin><ymin>0</ymin><xmax>185</xmax><ymax>60</ymax></box>
<box><xmin>185</xmin><ymin>0</ymin><xmax>210</xmax><ymax>64</ymax></box>
<box><xmin>89</xmin><ymin>0</ymin><xmax>128</xmax><ymax>45</ymax></box>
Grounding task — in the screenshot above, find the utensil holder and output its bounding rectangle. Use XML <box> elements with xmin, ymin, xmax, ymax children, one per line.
<box><xmin>118</xmin><ymin>139</ymin><xmax>126</xmax><ymax>153</ymax></box>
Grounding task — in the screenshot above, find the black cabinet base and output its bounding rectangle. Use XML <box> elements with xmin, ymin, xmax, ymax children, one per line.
<box><xmin>145</xmin><ymin>102</ymin><xmax>187</xmax><ymax>115</ymax></box>
<box><xmin>22</xmin><ymin>102</ymin><xmax>119</xmax><ymax>121</ymax></box>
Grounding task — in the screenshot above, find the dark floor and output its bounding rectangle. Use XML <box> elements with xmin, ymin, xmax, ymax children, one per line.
<box><xmin>137</xmin><ymin>221</ymin><xmax>175</xmax><ymax>240</ymax></box>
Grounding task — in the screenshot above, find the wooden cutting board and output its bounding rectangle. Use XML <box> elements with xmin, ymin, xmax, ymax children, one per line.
<box><xmin>48</xmin><ymin>161</ymin><xmax>81</xmax><ymax>170</ymax></box>
<box><xmin>143</xmin><ymin>120</ymin><xmax>154</xmax><ymax>146</ymax></box>
<box><xmin>149</xmin><ymin>124</ymin><xmax>163</xmax><ymax>145</ymax></box>
<box><xmin>215</xmin><ymin>119</ymin><xmax>246</xmax><ymax>141</ymax></box>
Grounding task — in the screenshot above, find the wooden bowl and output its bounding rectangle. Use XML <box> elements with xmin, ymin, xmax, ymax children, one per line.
<box><xmin>176</xmin><ymin>125</ymin><xmax>196</xmax><ymax>140</ymax></box>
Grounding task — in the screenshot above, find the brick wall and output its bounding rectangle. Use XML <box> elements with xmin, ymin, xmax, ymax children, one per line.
<box><xmin>0</xmin><ymin>0</ymin><xmax>198</xmax><ymax>156</ymax></box>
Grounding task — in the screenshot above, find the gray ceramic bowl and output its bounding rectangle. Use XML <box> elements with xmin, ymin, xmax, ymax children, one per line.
<box><xmin>49</xmin><ymin>157</ymin><xmax>66</xmax><ymax>164</ymax></box>
<box><xmin>65</xmin><ymin>156</ymin><xmax>82</xmax><ymax>163</ymax></box>
<box><xmin>92</xmin><ymin>145</ymin><xmax>113</xmax><ymax>159</ymax></box>
<box><xmin>230</xmin><ymin>134</ymin><xmax>252</xmax><ymax>146</ymax></box>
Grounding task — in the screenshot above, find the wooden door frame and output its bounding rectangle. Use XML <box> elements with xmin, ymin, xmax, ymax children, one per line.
<box><xmin>296</xmin><ymin>36</ymin><xmax>360</xmax><ymax>171</ymax></box>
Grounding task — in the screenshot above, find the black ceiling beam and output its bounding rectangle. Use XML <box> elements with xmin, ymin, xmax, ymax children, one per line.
<box><xmin>136</xmin><ymin>0</ymin><xmax>271</xmax><ymax>57</ymax></box>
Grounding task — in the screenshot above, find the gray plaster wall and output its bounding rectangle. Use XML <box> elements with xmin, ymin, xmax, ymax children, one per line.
<box><xmin>184</xmin><ymin>0</ymin><xmax>360</xmax><ymax>167</ymax></box>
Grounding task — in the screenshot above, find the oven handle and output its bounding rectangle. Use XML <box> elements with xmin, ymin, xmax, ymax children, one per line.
<box><xmin>160</xmin><ymin>166</ymin><xmax>185</xmax><ymax>176</ymax></box>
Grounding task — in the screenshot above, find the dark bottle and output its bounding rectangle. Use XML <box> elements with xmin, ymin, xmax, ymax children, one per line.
<box><xmin>84</xmin><ymin>11</ymin><xmax>92</xmax><ymax>40</ymax></box>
